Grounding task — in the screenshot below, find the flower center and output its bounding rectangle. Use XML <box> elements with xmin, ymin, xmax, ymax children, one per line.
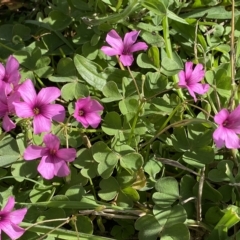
<box><xmin>3</xmin><ymin>74</ymin><xmax>9</xmax><ymax>82</ymax></box>
<box><xmin>49</xmin><ymin>149</ymin><xmax>57</xmax><ymax>155</ymax></box>
<box><xmin>223</xmin><ymin>120</ymin><xmax>229</xmax><ymax>127</ymax></box>
<box><xmin>33</xmin><ymin>108</ymin><xmax>40</xmax><ymax>115</ymax></box>
<box><xmin>79</xmin><ymin>110</ymin><xmax>84</xmax><ymax>116</ymax></box>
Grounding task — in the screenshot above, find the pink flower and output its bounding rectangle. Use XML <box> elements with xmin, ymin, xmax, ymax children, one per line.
<box><xmin>0</xmin><ymin>55</ymin><xmax>21</xmax><ymax>92</ymax></box>
<box><xmin>13</xmin><ymin>79</ymin><xmax>65</xmax><ymax>134</ymax></box>
<box><xmin>74</xmin><ymin>96</ymin><xmax>104</xmax><ymax>128</ymax></box>
<box><xmin>213</xmin><ymin>106</ymin><xmax>240</xmax><ymax>149</ymax></box>
<box><xmin>0</xmin><ymin>196</ymin><xmax>27</xmax><ymax>239</ymax></box>
<box><xmin>178</xmin><ymin>62</ymin><xmax>209</xmax><ymax>102</ymax></box>
<box><xmin>101</xmin><ymin>30</ymin><xmax>148</xmax><ymax>66</ymax></box>
<box><xmin>24</xmin><ymin>133</ymin><xmax>76</xmax><ymax>179</ymax></box>
<box><xmin>0</xmin><ymin>85</ymin><xmax>20</xmax><ymax>132</ymax></box>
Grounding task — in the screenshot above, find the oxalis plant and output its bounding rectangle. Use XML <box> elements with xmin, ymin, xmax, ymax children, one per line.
<box><xmin>0</xmin><ymin>0</ymin><xmax>240</xmax><ymax>239</ymax></box>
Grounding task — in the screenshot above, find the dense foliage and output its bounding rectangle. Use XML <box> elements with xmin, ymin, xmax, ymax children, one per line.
<box><xmin>0</xmin><ymin>0</ymin><xmax>240</xmax><ymax>239</ymax></box>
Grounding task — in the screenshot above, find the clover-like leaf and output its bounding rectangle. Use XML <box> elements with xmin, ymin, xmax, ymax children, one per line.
<box><xmin>74</xmin><ymin>148</ymin><xmax>98</xmax><ymax>179</ymax></box>
<box><xmin>120</xmin><ymin>153</ymin><xmax>143</xmax><ymax>174</ymax></box>
<box><xmin>208</xmin><ymin>160</ymin><xmax>234</xmax><ymax>182</ymax></box>
<box><xmin>153</xmin><ymin>177</ymin><xmax>179</xmax><ymax>208</ymax></box>
<box><xmin>92</xmin><ymin>141</ymin><xmax>119</xmax><ymax>179</ymax></box>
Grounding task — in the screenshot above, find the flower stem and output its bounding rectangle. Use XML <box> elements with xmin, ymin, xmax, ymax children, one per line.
<box><xmin>116</xmin><ymin>55</ymin><xmax>125</xmax><ymax>70</ymax></box>
<box><xmin>127</xmin><ymin>99</ymin><xmax>145</xmax><ymax>147</ymax></box>
<box><xmin>127</xmin><ymin>66</ymin><xmax>141</xmax><ymax>99</ymax></box>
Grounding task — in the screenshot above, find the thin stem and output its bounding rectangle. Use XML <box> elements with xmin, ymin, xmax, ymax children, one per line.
<box><xmin>127</xmin><ymin>66</ymin><xmax>141</xmax><ymax>99</ymax></box>
<box><xmin>0</xmin><ymin>41</ymin><xmax>16</xmax><ymax>52</ymax></box>
<box><xmin>127</xmin><ymin>100</ymin><xmax>145</xmax><ymax>146</ymax></box>
<box><xmin>197</xmin><ymin>167</ymin><xmax>205</xmax><ymax>222</ymax></box>
<box><xmin>37</xmin><ymin>219</ymin><xmax>70</xmax><ymax>240</ymax></box>
<box><xmin>145</xmin><ymin>88</ymin><xmax>173</xmax><ymax>101</ymax></box>
<box><xmin>24</xmin><ymin>218</ymin><xmax>69</xmax><ymax>231</ymax></box>
<box><xmin>228</xmin><ymin>0</ymin><xmax>236</xmax><ymax>110</ymax></box>
<box><xmin>116</xmin><ymin>55</ymin><xmax>125</xmax><ymax>70</ymax></box>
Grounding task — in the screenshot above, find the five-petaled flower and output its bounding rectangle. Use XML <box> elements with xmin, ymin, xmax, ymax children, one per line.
<box><xmin>24</xmin><ymin>133</ymin><xmax>77</xmax><ymax>179</ymax></box>
<box><xmin>0</xmin><ymin>196</ymin><xmax>27</xmax><ymax>240</ymax></box>
<box><xmin>213</xmin><ymin>106</ymin><xmax>240</xmax><ymax>149</ymax></box>
<box><xmin>101</xmin><ymin>30</ymin><xmax>148</xmax><ymax>66</ymax></box>
<box><xmin>0</xmin><ymin>55</ymin><xmax>21</xmax><ymax>93</ymax></box>
<box><xmin>74</xmin><ymin>96</ymin><xmax>104</xmax><ymax>128</ymax></box>
<box><xmin>178</xmin><ymin>62</ymin><xmax>209</xmax><ymax>102</ymax></box>
<box><xmin>13</xmin><ymin>79</ymin><xmax>65</xmax><ymax>134</ymax></box>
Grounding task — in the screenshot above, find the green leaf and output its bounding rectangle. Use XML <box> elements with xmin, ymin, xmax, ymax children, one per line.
<box><xmin>153</xmin><ymin>177</ymin><xmax>179</xmax><ymax>208</ymax></box>
<box><xmin>208</xmin><ymin>160</ymin><xmax>234</xmax><ymax>182</ymax></box>
<box><xmin>136</xmin><ymin>53</ymin><xmax>158</xmax><ymax>70</ymax></box>
<box><xmin>0</xmin><ymin>135</ymin><xmax>20</xmax><ymax>167</ymax></box>
<box><xmin>102</xmin><ymin>112</ymin><xmax>122</xmax><ymax>135</ymax></box>
<box><xmin>161</xmin><ymin>223</ymin><xmax>189</xmax><ymax>240</ymax></box>
<box><xmin>102</xmin><ymin>81</ymin><xmax>122</xmax><ymax>102</ymax></box>
<box><xmin>92</xmin><ymin>141</ymin><xmax>119</xmax><ymax>179</ymax></box>
<box><xmin>48</xmin><ymin>10</ymin><xmax>72</xmax><ymax>31</ymax></box>
<box><xmin>65</xmin><ymin>185</ymin><xmax>85</xmax><ymax>201</ymax></box>
<box><xmin>72</xmin><ymin>216</ymin><xmax>93</xmax><ymax>234</ymax></box>
<box><xmin>98</xmin><ymin>177</ymin><xmax>119</xmax><ymax>201</ymax></box>
<box><xmin>74</xmin><ymin>54</ymin><xmax>107</xmax><ymax>90</ymax></box>
<box><xmin>74</xmin><ymin>148</ymin><xmax>98</xmax><ymax>179</ymax></box>
<box><xmin>135</xmin><ymin>214</ymin><xmax>160</xmax><ymax>240</ymax></box>
<box><xmin>120</xmin><ymin>153</ymin><xmax>143</xmax><ymax>174</ymax></box>
<box><xmin>183</xmin><ymin>146</ymin><xmax>214</xmax><ymax>168</ymax></box>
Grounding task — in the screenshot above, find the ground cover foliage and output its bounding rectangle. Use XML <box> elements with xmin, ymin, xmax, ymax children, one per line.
<box><xmin>1</xmin><ymin>0</ymin><xmax>240</xmax><ymax>239</ymax></box>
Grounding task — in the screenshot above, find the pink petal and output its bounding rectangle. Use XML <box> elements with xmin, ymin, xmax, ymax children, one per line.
<box><xmin>41</xmin><ymin>104</ymin><xmax>65</xmax><ymax>122</ymax></box>
<box><xmin>2</xmin><ymin>197</ymin><xmax>14</xmax><ymax>212</ymax></box>
<box><xmin>0</xmin><ymin>222</ymin><xmax>25</xmax><ymax>239</ymax></box>
<box><xmin>9</xmin><ymin>208</ymin><xmax>27</xmax><ymax>225</ymax></box>
<box><xmin>43</xmin><ymin>133</ymin><xmax>60</xmax><ymax>150</ymax></box>
<box><xmin>186</xmin><ymin>86</ymin><xmax>197</xmax><ymax>102</ymax></box>
<box><xmin>214</xmin><ymin>109</ymin><xmax>229</xmax><ymax>125</ymax></box>
<box><xmin>75</xmin><ymin>115</ymin><xmax>89</xmax><ymax>128</ymax></box>
<box><xmin>75</xmin><ymin>97</ymin><xmax>90</xmax><ymax>111</ymax></box>
<box><xmin>37</xmin><ymin>87</ymin><xmax>60</xmax><ymax>105</ymax></box>
<box><xmin>178</xmin><ymin>70</ymin><xmax>187</xmax><ymax>87</ymax></box>
<box><xmin>84</xmin><ymin>99</ymin><xmax>103</xmax><ymax>112</ymax></box>
<box><xmin>213</xmin><ymin>126</ymin><xmax>240</xmax><ymax>149</ymax></box>
<box><xmin>2</xmin><ymin>114</ymin><xmax>16</xmax><ymax>132</ymax></box>
<box><xmin>8</xmin><ymin>72</ymin><xmax>21</xmax><ymax>86</ymax></box>
<box><xmin>185</xmin><ymin>62</ymin><xmax>193</xmax><ymax>81</ymax></box>
<box><xmin>56</xmin><ymin>148</ymin><xmax>76</xmax><ymax>162</ymax></box>
<box><xmin>105</xmin><ymin>30</ymin><xmax>123</xmax><ymax>52</ymax></box>
<box><xmin>84</xmin><ymin>112</ymin><xmax>102</xmax><ymax>128</ymax></box>
<box><xmin>33</xmin><ymin>114</ymin><xmax>52</xmax><ymax>134</ymax></box>
<box><xmin>37</xmin><ymin>156</ymin><xmax>55</xmax><ymax>179</ymax></box>
<box><xmin>13</xmin><ymin>102</ymin><xmax>34</xmax><ymax>118</ymax></box>
<box><xmin>53</xmin><ymin>159</ymin><xmax>70</xmax><ymax>177</ymax></box>
<box><xmin>120</xmin><ymin>54</ymin><xmax>134</xmax><ymax>66</ymax></box>
<box><xmin>226</xmin><ymin>105</ymin><xmax>240</xmax><ymax>132</ymax></box>
<box><xmin>123</xmin><ymin>30</ymin><xmax>139</xmax><ymax>49</ymax></box>
<box><xmin>7</xmin><ymin>91</ymin><xmax>20</xmax><ymax>113</ymax></box>
<box><xmin>101</xmin><ymin>46</ymin><xmax>122</xmax><ymax>56</ymax></box>
<box><xmin>24</xmin><ymin>145</ymin><xmax>46</xmax><ymax>160</ymax></box>
<box><xmin>188</xmin><ymin>83</ymin><xmax>209</xmax><ymax>95</ymax></box>
<box><xmin>129</xmin><ymin>42</ymin><xmax>148</xmax><ymax>53</ymax></box>
<box><xmin>188</xmin><ymin>63</ymin><xmax>205</xmax><ymax>84</ymax></box>
<box><xmin>18</xmin><ymin>79</ymin><xmax>37</xmax><ymax>106</ymax></box>
<box><xmin>0</xmin><ymin>64</ymin><xmax>6</xmax><ymax>81</ymax></box>
<box><xmin>0</xmin><ymin>102</ymin><xmax>8</xmax><ymax>117</ymax></box>
<box><xmin>6</xmin><ymin>56</ymin><xmax>19</xmax><ymax>73</ymax></box>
